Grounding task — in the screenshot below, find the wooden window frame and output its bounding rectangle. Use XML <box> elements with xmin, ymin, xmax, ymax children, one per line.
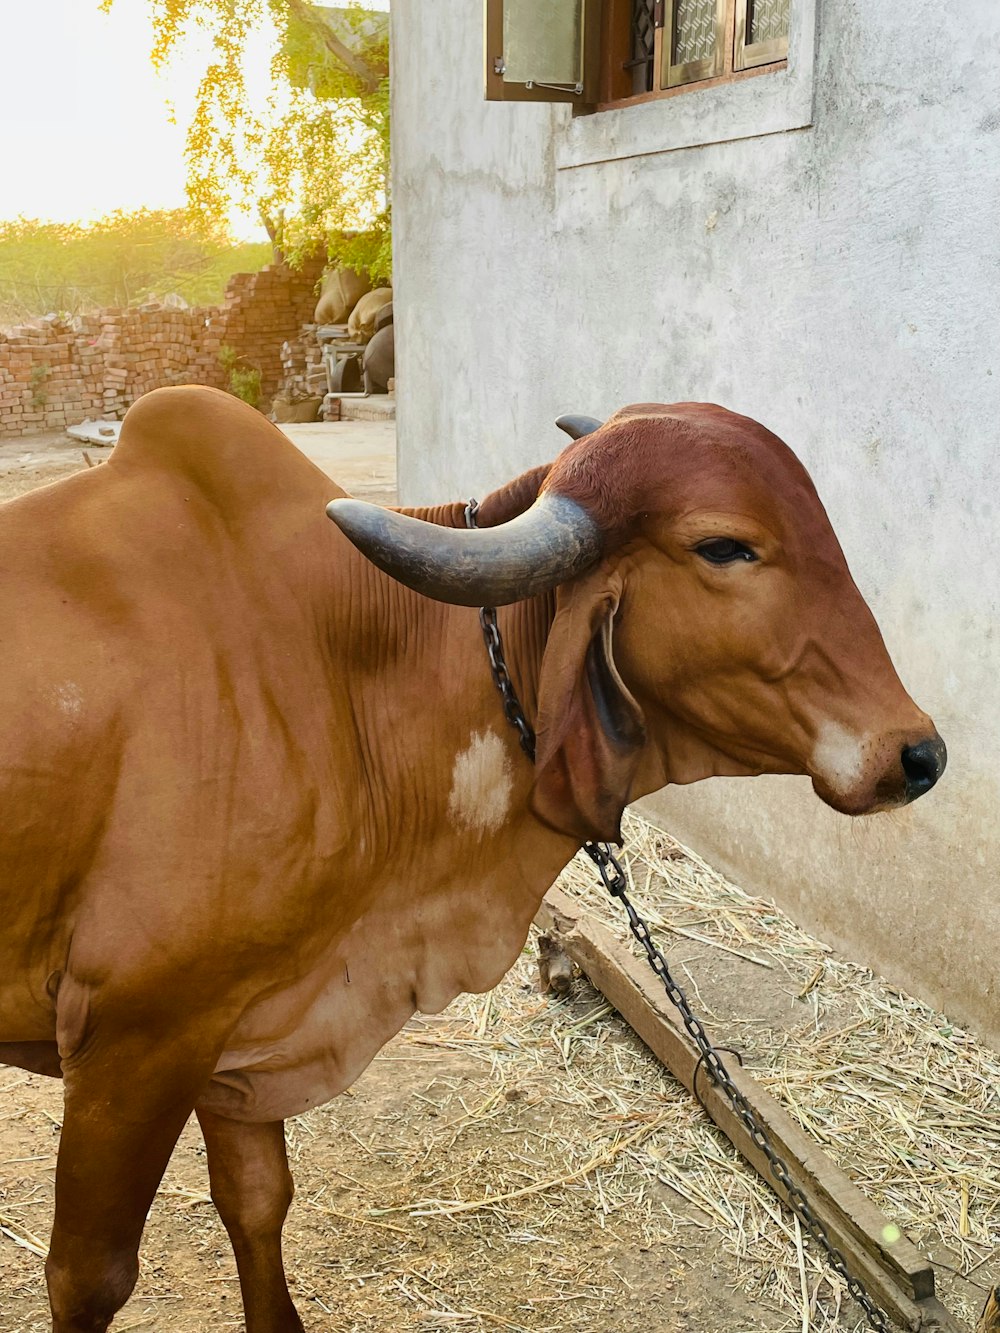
<box><xmin>595</xmin><ymin>0</ymin><xmax>787</xmax><ymax>114</ymax></box>
<box><xmin>599</xmin><ymin>0</ymin><xmax>640</xmax><ymax>103</ymax></box>
<box><xmin>484</xmin><ymin>0</ymin><xmax>788</xmax><ymax>112</ymax></box>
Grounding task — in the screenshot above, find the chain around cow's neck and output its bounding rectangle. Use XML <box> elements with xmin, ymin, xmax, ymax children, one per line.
<box><xmin>463</xmin><ymin>496</ymin><xmax>894</xmax><ymax>1333</ymax></box>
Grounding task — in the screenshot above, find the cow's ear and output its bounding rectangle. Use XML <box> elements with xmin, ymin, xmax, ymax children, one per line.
<box><xmin>531</xmin><ymin>572</ymin><xmax>646</xmax><ymax>843</ymax></box>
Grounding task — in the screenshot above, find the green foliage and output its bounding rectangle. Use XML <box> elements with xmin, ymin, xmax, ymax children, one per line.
<box><xmin>219</xmin><ymin>344</ymin><xmax>263</xmax><ymax>408</ymax></box>
<box><xmin>0</xmin><ymin>209</ymin><xmax>270</xmax><ymax>327</ymax></box>
<box><xmin>229</xmin><ymin>365</ymin><xmax>263</xmax><ymax>408</ymax></box>
<box><xmin>100</xmin><ymin>0</ymin><xmax>391</xmax><ymax>281</ymax></box>
<box><xmin>325</xmin><ymin>217</ymin><xmax>391</xmax><ymax>287</ymax></box>
<box><xmin>282</xmin><ymin>2</ymin><xmax>387</xmax><ymax>101</ymax></box>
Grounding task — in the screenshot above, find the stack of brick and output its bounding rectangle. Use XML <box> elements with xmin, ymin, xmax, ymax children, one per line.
<box><xmin>99</xmin><ymin>304</ymin><xmax>217</xmax><ymax>417</ymax></box>
<box><xmin>191</xmin><ymin>257</ymin><xmax>326</xmax><ymax>405</ymax></box>
<box><xmin>0</xmin><ymin>306</ymin><xmax>212</xmax><ymax>439</ymax></box>
<box><xmin>0</xmin><ymin>255</ymin><xmax>326</xmax><ymax>440</ymax></box>
<box><xmin>1</xmin><ymin>316</ymin><xmax>99</xmax><ymax>436</ymax></box>
<box><xmin>278</xmin><ymin>324</ymin><xmax>328</xmax><ymax>402</ymax></box>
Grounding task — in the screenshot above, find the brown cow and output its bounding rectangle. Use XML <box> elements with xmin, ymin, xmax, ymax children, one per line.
<box><xmin>0</xmin><ymin>387</ymin><xmax>943</xmax><ymax>1331</ymax></box>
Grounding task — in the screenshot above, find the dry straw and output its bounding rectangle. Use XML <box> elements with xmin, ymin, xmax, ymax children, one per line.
<box><xmin>303</xmin><ymin>809</ymin><xmax>996</xmax><ymax>1331</ymax></box>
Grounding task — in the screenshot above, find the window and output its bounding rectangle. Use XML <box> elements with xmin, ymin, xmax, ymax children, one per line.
<box><xmin>735</xmin><ymin>0</ymin><xmax>792</xmax><ymax>71</ymax></box>
<box><xmin>484</xmin><ymin>0</ymin><xmax>789</xmax><ymax>108</ymax></box>
<box><xmin>483</xmin><ymin>0</ymin><xmax>602</xmax><ymax>102</ymax></box>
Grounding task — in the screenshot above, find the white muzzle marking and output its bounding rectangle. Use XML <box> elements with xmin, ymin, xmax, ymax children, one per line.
<box><xmin>811</xmin><ymin>722</ymin><xmax>868</xmax><ymax>795</ymax></box>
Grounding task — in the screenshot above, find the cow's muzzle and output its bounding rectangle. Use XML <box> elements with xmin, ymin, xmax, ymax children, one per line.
<box><xmin>810</xmin><ymin>722</ymin><xmax>947</xmax><ymax>814</ymax></box>
<box><xmin>900</xmin><ymin>736</ymin><xmax>947</xmax><ymax>802</ymax></box>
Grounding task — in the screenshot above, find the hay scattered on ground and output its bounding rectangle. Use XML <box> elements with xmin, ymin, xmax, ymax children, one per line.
<box><xmin>295</xmin><ymin>809</ymin><xmax>999</xmax><ymax>1331</ymax></box>
<box><xmin>543</xmin><ymin>811</ymin><xmax>1000</xmax><ymax>1328</ymax></box>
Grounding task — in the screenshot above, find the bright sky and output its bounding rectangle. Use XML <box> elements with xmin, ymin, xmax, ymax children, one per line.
<box><xmin>0</xmin><ymin>0</ymin><xmax>388</xmax><ymax>240</ymax></box>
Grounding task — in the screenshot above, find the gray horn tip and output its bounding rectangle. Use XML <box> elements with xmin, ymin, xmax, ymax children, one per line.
<box><xmin>555</xmin><ymin>413</ymin><xmax>604</xmax><ymax>440</ymax></box>
<box><xmin>326</xmin><ymin>497</ymin><xmax>364</xmax><ymax>525</ymax></box>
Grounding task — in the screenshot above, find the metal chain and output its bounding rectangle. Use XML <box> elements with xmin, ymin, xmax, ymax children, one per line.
<box><xmin>583</xmin><ymin>842</ymin><xmax>891</xmax><ymax>1331</ymax></box>
<box><xmin>466</xmin><ymin>500</ymin><xmax>538</xmax><ymax>763</ymax></box>
<box><xmin>481</xmin><ymin>608</ymin><xmax>537</xmax><ymax>761</ymax></box>
<box><xmin>465</xmin><ymin>499</ymin><xmax>893</xmax><ymax>1333</ymax></box>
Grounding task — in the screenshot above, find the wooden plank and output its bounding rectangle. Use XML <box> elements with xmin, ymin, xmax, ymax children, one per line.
<box><xmin>536</xmin><ymin>888</ymin><xmax>970</xmax><ymax>1333</ymax></box>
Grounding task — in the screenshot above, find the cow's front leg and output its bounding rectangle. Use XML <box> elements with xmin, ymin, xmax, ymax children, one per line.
<box><xmin>197</xmin><ymin>1108</ymin><xmax>305</xmax><ymax>1333</ymax></box>
<box><xmin>45</xmin><ymin>1013</ymin><xmax>222</xmax><ymax>1333</ymax></box>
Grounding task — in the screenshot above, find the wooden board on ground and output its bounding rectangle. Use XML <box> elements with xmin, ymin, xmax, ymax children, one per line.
<box><xmin>536</xmin><ymin>886</ymin><xmax>970</xmax><ymax>1333</ymax></box>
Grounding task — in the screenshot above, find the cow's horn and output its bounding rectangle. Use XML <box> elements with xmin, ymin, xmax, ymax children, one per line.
<box><xmin>326</xmin><ymin>493</ymin><xmax>602</xmax><ymax>606</ymax></box>
<box><xmin>555</xmin><ymin>414</ymin><xmax>603</xmax><ymax>440</ymax></box>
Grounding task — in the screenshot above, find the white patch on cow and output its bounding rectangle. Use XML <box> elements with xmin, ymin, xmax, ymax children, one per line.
<box><xmin>56</xmin><ymin>682</ymin><xmax>84</xmax><ymax>721</ymax></box>
<box><xmin>812</xmin><ymin>722</ymin><xmax>867</xmax><ymax>792</ymax></box>
<box><xmin>448</xmin><ymin>731</ymin><xmax>513</xmax><ymax>834</ymax></box>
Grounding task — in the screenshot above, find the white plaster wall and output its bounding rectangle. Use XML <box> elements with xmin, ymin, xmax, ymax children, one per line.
<box><xmin>391</xmin><ymin>2</ymin><xmax>1000</xmax><ymax>1042</ymax></box>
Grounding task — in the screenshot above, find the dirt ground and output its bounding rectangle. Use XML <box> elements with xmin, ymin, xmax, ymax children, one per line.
<box><xmin>1</xmin><ymin>970</ymin><xmax>782</xmax><ymax>1333</ymax></box>
<box><xmin>0</xmin><ymin>434</ymin><xmax>994</xmax><ymax>1333</ymax></box>
<box><xmin>0</xmin><ymin>430</ymin><xmax>88</xmax><ymax>501</ymax></box>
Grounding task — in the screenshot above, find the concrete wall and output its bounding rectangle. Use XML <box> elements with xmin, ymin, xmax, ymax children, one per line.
<box><xmin>391</xmin><ymin>3</ymin><xmax>1000</xmax><ymax>1041</ymax></box>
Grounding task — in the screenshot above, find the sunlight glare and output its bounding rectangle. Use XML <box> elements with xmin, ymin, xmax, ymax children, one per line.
<box><xmin>0</xmin><ymin>0</ymin><xmax>288</xmax><ymax>239</ymax></box>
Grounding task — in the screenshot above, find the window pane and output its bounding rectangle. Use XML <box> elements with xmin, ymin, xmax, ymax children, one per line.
<box><xmin>747</xmin><ymin>0</ymin><xmax>789</xmax><ymax>45</ymax></box>
<box><xmin>503</xmin><ymin>0</ymin><xmax>583</xmax><ymax>85</ymax></box>
<box><xmin>674</xmin><ymin>0</ymin><xmax>719</xmax><ymax>65</ymax></box>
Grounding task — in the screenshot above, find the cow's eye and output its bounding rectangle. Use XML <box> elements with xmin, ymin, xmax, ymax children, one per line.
<box><xmin>695</xmin><ymin>538</ymin><xmax>758</xmax><ymax>565</ymax></box>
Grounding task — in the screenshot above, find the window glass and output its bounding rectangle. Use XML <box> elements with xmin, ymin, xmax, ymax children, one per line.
<box><xmin>747</xmin><ymin>0</ymin><xmax>790</xmax><ymax>44</ymax></box>
<box><xmin>503</xmin><ymin>0</ymin><xmax>583</xmax><ymax>85</ymax></box>
<box><xmin>674</xmin><ymin>0</ymin><xmax>721</xmax><ymax>65</ymax></box>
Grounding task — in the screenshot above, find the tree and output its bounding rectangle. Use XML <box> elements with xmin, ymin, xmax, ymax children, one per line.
<box><xmin>101</xmin><ymin>0</ymin><xmax>391</xmax><ymax>281</ymax></box>
<box><xmin>0</xmin><ymin>210</ymin><xmax>270</xmax><ymax>326</ymax></box>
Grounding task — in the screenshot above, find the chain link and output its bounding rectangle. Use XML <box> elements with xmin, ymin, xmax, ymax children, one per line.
<box><xmin>465</xmin><ymin>500</ymin><xmax>893</xmax><ymax>1333</ymax></box>
<box><xmin>466</xmin><ymin>500</ymin><xmax>537</xmax><ymax>761</ymax></box>
<box><xmin>480</xmin><ymin>605</ymin><xmax>537</xmax><ymax>761</ymax></box>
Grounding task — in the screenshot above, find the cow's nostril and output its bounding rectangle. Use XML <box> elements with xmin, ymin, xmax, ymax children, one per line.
<box><xmin>901</xmin><ymin>738</ymin><xmax>947</xmax><ymax>801</ymax></box>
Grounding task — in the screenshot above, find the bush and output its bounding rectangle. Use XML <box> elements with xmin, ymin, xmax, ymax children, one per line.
<box><xmin>219</xmin><ymin>345</ymin><xmax>262</xmax><ymax>409</ymax></box>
